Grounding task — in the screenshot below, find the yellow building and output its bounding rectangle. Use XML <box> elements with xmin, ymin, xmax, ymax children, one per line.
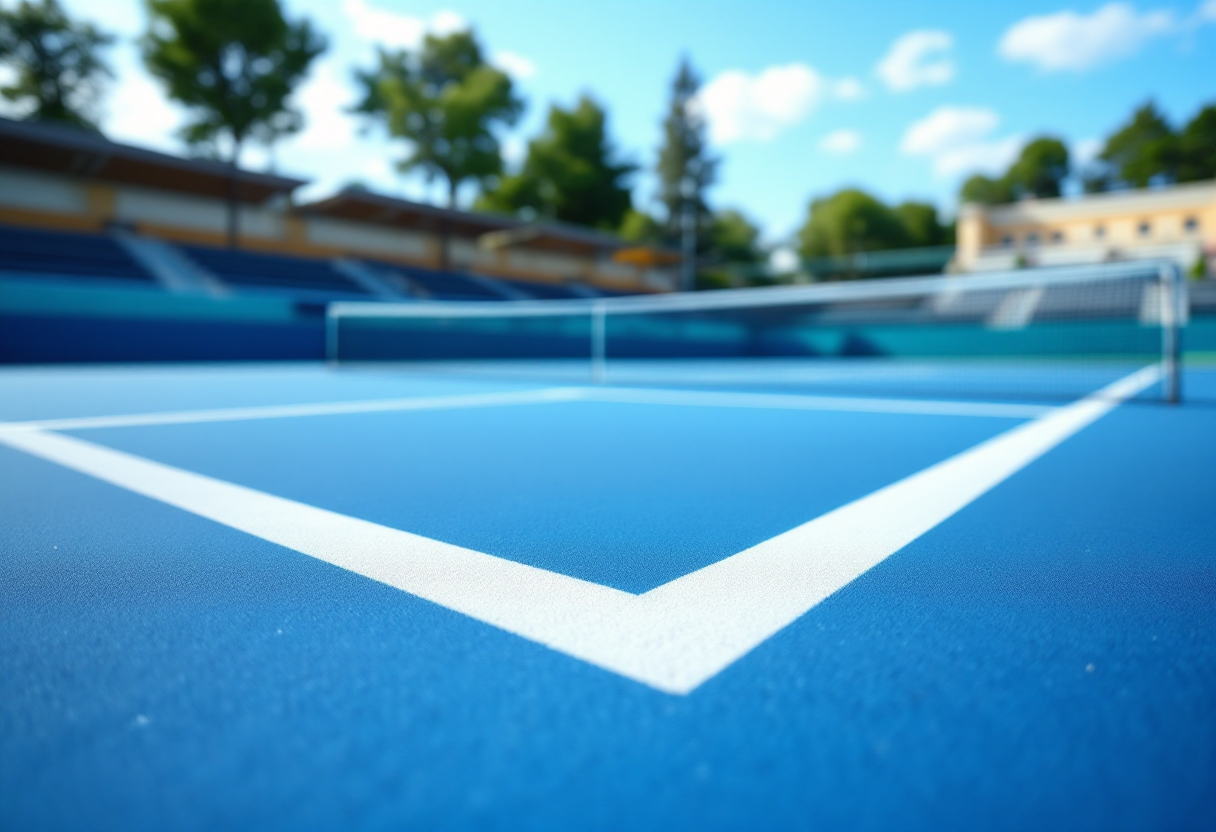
<box><xmin>956</xmin><ymin>180</ymin><xmax>1216</xmax><ymax>274</ymax></box>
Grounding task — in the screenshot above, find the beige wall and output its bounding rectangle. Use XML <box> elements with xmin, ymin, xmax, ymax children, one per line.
<box><xmin>956</xmin><ymin>180</ymin><xmax>1216</xmax><ymax>272</ymax></box>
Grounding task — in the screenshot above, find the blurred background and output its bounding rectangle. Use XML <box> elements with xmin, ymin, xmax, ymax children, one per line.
<box><xmin>0</xmin><ymin>0</ymin><xmax>1213</xmax><ymax>363</ymax></box>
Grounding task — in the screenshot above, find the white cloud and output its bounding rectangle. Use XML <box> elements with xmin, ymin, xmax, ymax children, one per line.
<box><xmin>999</xmin><ymin>3</ymin><xmax>1175</xmax><ymax>72</ymax></box>
<box><xmin>343</xmin><ymin>0</ymin><xmax>467</xmax><ymax>50</ymax></box>
<box><xmin>492</xmin><ymin>50</ymin><xmax>537</xmax><ymax>80</ymax></box>
<box><xmin>875</xmin><ymin>30</ymin><xmax>955</xmax><ymax>92</ymax></box>
<box><xmin>1201</xmin><ymin>0</ymin><xmax>1216</xmax><ymax>20</ymax></box>
<box><xmin>102</xmin><ymin>44</ymin><xmax>183</xmax><ymax>153</ymax></box>
<box><xmin>1073</xmin><ymin>137</ymin><xmax>1104</xmax><ymax>167</ymax></box>
<box><xmin>900</xmin><ymin>105</ymin><xmax>1023</xmax><ymax>177</ymax></box>
<box><xmin>819</xmin><ymin>129</ymin><xmax>862</xmax><ymax>154</ymax></box>
<box><xmin>289</xmin><ymin>60</ymin><xmax>358</xmax><ymax>152</ymax></box>
<box><xmin>834</xmin><ymin>77</ymin><xmax>866</xmax><ymax>100</ymax></box>
<box><xmin>695</xmin><ymin>63</ymin><xmax>859</xmax><ymax>145</ymax></box>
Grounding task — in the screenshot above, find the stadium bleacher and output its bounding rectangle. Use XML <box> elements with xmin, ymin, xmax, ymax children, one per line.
<box><xmin>179</xmin><ymin>244</ymin><xmax>370</xmax><ymax>297</ymax></box>
<box><xmin>0</xmin><ymin>223</ymin><xmax>155</xmax><ymax>283</ymax></box>
<box><xmin>360</xmin><ymin>259</ymin><xmax>509</xmax><ymax>301</ymax></box>
<box><xmin>502</xmin><ymin>279</ymin><xmax>589</xmax><ymax>300</ymax></box>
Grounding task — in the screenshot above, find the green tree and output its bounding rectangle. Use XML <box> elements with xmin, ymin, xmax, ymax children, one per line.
<box><xmin>656</xmin><ymin>57</ymin><xmax>717</xmax><ymax>245</ymax></box>
<box><xmin>354</xmin><ymin>31</ymin><xmax>522</xmax><ymax>210</ymax></box>
<box><xmin>959</xmin><ymin>173</ymin><xmax>1013</xmax><ymax>205</ymax></box>
<box><xmin>618</xmin><ymin>208</ymin><xmax>663</xmax><ymax>244</ymax></box>
<box><xmin>1005</xmin><ymin>137</ymin><xmax>1070</xmax><ymax>199</ymax></box>
<box><xmin>0</xmin><ymin>0</ymin><xmax>112</xmax><ymax>129</ymax></box>
<box><xmin>1177</xmin><ymin>104</ymin><xmax>1216</xmax><ymax>183</ymax></box>
<box><xmin>142</xmin><ymin>0</ymin><xmax>325</xmax><ymax>246</ymax></box>
<box><xmin>1095</xmin><ymin>102</ymin><xmax>1178</xmax><ymax>188</ymax></box>
<box><xmin>708</xmin><ymin>209</ymin><xmax>762</xmax><ymax>263</ymax></box>
<box><xmin>478</xmin><ymin>95</ymin><xmax>635</xmax><ymax>230</ymax></box>
<box><xmin>797</xmin><ymin>189</ymin><xmax>911</xmax><ymax>262</ymax></box>
<box><xmin>893</xmin><ymin>201</ymin><xmax>949</xmax><ymax>247</ymax></box>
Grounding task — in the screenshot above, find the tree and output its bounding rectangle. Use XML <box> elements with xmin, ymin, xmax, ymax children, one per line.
<box><xmin>708</xmin><ymin>209</ymin><xmax>762</xmax><ymax>263</ymax></box>
<box><xmin>478</xmin><ymin>95</ymin><xmax>635</xmax><ymax>230</ymax></box>
<box><xmin>959</xmin><ymin>173</ymin><xmax>1013</xmax><ymax>205</ymax></box>
<box><xmin>0</xmin><ymin>0</ymin><xmax>112</xmax><ymax>129</ymax></box>
<box><xmin>657</xmin><ymin>57</ymin><xmax>718</xmax><ymax>289</ymax></box>
<box><xmin>619</xmin><ymin>208</ymin><xmax>663</xmax><ymax>244</ymax></box>
<box><xmin>893</xmin><ymin>201</ymin><xmax>950</xmax><ymax>247</ymax></box>
<box><xmin>1177</xmin><ymin>104</ymin><xmax>1216</xmax><ymax>183</ymax></box>
<box><xmin>797</xmin><ymin>189</ymin><xmax>911</xmax><ymax>261</ymax></box>
<box><xmin>1004</xmin><ymin>137</ymin><xmax>1070</xmax><ymax>199</ymax></box>
<box><xmin>1095</xmin><ymin>102</ymin><xmax>1178</xmax><ymax>189</ymax></box>
<box><xmin>142</xmin><ymin>0</ymin><xmax>325</xmax><ymax>246</ymax></box>
<box><xmin>354</xmin><ymin>31</ymin><xmax>522</xmax><ymax>211</ymax></box>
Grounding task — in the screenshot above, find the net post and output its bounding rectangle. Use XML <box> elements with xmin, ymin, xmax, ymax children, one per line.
<box><xmin>325</xmin><ymin>303</ymin><xmax>339</xmax><ymax>366</ymax></box>
<box><xmin>1160</xmin><ymin>263</ymin><xmax>1183</xmax><ymax>404</ymax></box>
<box><xmin>590</xmin><ymin>300</ymin><xmax>607</xmax><ymax>384</ymax></box>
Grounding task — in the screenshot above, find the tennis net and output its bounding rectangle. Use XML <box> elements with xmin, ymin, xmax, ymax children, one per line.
<box><xmin>326</xmin><ymin>260</ymin><xmax>1186</xmax><ymax>403</ymax></box>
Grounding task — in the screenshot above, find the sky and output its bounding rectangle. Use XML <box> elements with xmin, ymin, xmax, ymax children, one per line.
<box><xmin>7</xmin><ymin>0</ymin><xmax>1216</xmax><ymax>248</ymax></box>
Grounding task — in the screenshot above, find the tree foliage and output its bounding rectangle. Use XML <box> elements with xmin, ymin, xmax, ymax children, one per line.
<box><xmin>1095</xmin><ymin>103</ymin><xmax>1176</xmax><ymax>189</ymax></box>
<box><xmin>959</xmin><ymin>137</ymin><xmax>1069</xmax><ymax>205</ymax></box>
<box><xmin>0</xmin><ymin>0</ymin><xmax>112</xmax><ymax>129</ymax></box>
<box><xmin>798</xmin><ymin>189</ymin><xmax>910</xmax><ymax>259</ymax></box>
<box><xmin>707</xmin><ymin>209</ymin><xmax>762</xmax><ymax>263</ymax></box>
<box><xmin>142</xmin><ymin>0</ymin><xmax>325</xmax><ymax>163</ymax></box>
<box><xmin>1178</xmin><ymin>105</ymin><xmax>1216</xmax><ymax>184</ymax></box>
<box><xmin>797</xmin><ymin>189</ymin><xmax>952</xmax><ymax>271</ymax></box>
<box><xmin>656</xmin><ymin>57</ymin><xmax>717</xmax><ymax>245</ymax></box>
<box><xmin>618</xmin><ymin>208</ymin><xmax>663</xmax><ymax>244</ymax></box>
<box><xmin>478</xmin><ymin>95</ymin><xmax>634</xmax><ymax>230</ymax></box>
<box><xmin>1004</xmin><ymin>137</ymin><xmax>1069</xmax><ymax>199</ymax></box>
<box><xmin>354</xmin><ymin>30</ymin><xmax>522</xmax><ymax>208</ymax></box>
<box><xmin>1081</xmin><ymin>101</ymin><xmax>1216</xmax><ymax>191</ymax></box>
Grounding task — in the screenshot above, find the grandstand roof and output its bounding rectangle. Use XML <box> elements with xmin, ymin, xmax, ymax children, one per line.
<box><xmin>0</xmin><ymin>116</ymin><xmax>306</xmax><ymax>203</ymax></box>
<box><xmin>298</xmin><ymin>188</ymin><xmax>656</xmax><ymax>257</ymax></box>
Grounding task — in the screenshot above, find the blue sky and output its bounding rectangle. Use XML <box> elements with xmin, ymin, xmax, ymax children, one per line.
<box><xmin>16</xmin><ymin>0</ymin><xmax>1216</xmax><ymax>246</ymax></box>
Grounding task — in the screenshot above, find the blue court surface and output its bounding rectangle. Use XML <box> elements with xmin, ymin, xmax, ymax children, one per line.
<box><xmin>1</xmin><ymin>360</ymin><xmax>1214</xmax><ymax>831</ymax></box>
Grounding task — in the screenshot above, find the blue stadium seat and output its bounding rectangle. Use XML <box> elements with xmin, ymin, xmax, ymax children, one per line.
<box><xmin>502</xmin><ymin>280</ymin><xmax>586</xmax><ymax>300</ymax></box>
<box><xmin>361</xmin><ymin>260</ymin><xmax>508</xmax><ymax>301</ymax></box>
<box><xmin>181</xmin><ymin>245</ymin><xmax>369</xmax><ymax>296</ymax></box>
<box><xmin>0</xmin><ymin>223</ymin><xmax>154</xmax><ymax>283</ymax></box>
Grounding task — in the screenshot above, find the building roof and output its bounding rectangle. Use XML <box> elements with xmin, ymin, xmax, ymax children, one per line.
<box><xmin>962</xmin><ymin>180</ymin><xmax>1216</xmax><ymax>225</ymax></box>
<box><xmin>297</xmin><ymin>188</ymin><xmax>669</xmax><ymax>258</ymax></box>
<box><xmin>0</xmin><ymin>116</ymin><xmax>306</xmax><ymax>202</ymax></box>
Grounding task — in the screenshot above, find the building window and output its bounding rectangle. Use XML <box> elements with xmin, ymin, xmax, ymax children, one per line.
<box><xmin>1027</xmin><ymin>232</ymin><xmax>1040</xmax><ymax>246</ymax></box>
<box><xmin>1184</xmin><ymin>216</ymin><xmax>1200</xmax><ymax>233</ymax></box>
<box><xmin>1138</xmin><ymin>221</ymin><xmax>1152</xmax><ymax>238</ymax></box>
<box><xmin>1001</xmin><ymin>234</ymin><xmax>1013</xmax><ymax>248</ymax></box>
<box><xmin>1051</xmin><ymin>231</ymin><xmax>1065</xmax><ymax>244</ymax></box>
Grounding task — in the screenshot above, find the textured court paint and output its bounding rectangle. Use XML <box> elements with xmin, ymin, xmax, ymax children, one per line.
<box><xmin>579</xmin><ymin>386</ymin><xmax>1052</xmax><ymax>419</ymax></box>
<box><xmin>0</xmin><ymin>367</ymin><xmax>1160</xmax><ymax>693</ymax></box>
<box><xmin>1</xmin><ymin>387</ymin><xmax>585</xmax><ymax>432</ymax></box>
<box><xmin>2</xmin><ymin>366</ymin><xmax>1213</xmax><ymax>832</ymax></box>
<box><xmin>0</xmin><ymin>386</ymin><xmax>1048</xmax><ymax>434</ymax></box>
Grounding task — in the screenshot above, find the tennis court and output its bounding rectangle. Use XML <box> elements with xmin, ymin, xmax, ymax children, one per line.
<box><xmin>2</xmin><ymin>263</ymin><xmax>1214</xmax><ymax>830</ymax></box>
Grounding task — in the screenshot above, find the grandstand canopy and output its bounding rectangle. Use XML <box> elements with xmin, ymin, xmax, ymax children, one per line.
<box><xmin>299</xmin><ymin>188</ymin><xmax>665</xmax><ymax>258</ymax></box>
<box><xmin>0</xmin><ymin>117</ymin><xmax>306</xmax><ymax>203</ymax></box>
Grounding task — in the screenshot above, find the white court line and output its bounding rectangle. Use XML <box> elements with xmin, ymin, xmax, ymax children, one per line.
<box><xmin>0</xmin><ymin>365</ymin><xmax>1159</xmax><ymax>694</ymax></box>
<box><xmin>0</xmin><ymin>388</ymin><xmax>586</xmax><ymax>433</ymax></box>
<box><xmin>579</xmin><ymin>387</ymin><xmax>1052</xmax><ymax>419</ymax></box>
<box><xmin>0</xmin><ymin>386</ymin><xmax>1048</xmax><ymax>433</ymax></box>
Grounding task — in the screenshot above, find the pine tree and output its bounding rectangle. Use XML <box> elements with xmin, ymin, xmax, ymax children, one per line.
<box><xmin>656</xmin><ymin>57</ymin><xmax>717</xmax><ymax>246</ymax></box>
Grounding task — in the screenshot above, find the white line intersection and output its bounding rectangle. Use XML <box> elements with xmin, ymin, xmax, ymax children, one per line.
<box><xmin>0</xmin><ymin>367</ymin><xmax>1158</xmax><ymax>694</ymax></box>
